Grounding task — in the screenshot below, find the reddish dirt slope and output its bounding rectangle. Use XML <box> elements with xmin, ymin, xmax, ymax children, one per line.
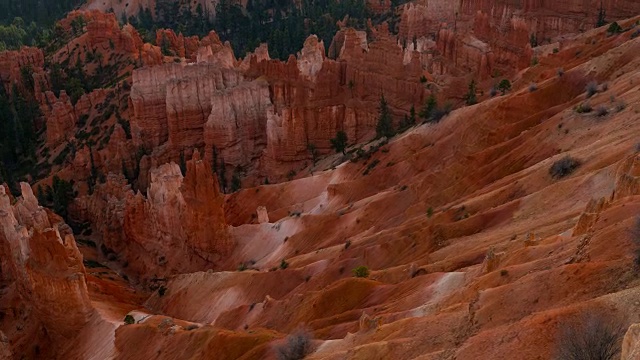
<box><xmin>57</xmin><ymin>17</ymin><xmax>640</xmax><ymax>360</ymax></box>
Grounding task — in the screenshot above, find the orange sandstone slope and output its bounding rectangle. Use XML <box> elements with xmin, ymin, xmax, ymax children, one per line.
<box><xmin>6</xmin><ymin>15</ymin><xmax>640</xmax><ymax>360</ymax></box>
<box><xmin>81</xmin><ymin>18</ymin><xmax>640</xmax><ymax>359</ymax></box>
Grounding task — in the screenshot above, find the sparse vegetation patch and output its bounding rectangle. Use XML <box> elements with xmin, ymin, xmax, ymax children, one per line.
<box><xmin>352</xmin><ymin>266</ymin><xmax>370</xmax><ymax>278</ymax></box>
<box><xmin>549</xmin><ymin>156</ymin><xmax>580</xmax><ymax>179</ymax></box>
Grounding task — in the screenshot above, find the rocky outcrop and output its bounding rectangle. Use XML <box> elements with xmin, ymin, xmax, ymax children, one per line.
<box><xmin>481</xmin><ymin>246</ymin><xmax>504</xmax><ymax>273</ymax></box>
<box><xmin>203</xmin><ymin>79</ymin><xmax>272</xmax><ymax>169</ymax></box>
<box><xmin>156</xmin><ymin>29</ymin><xmax>200</xmax><ymax>60</ymax></box>
<box><xmin>77</xmin><ymin>151</ymin><xmax>231</xmax><ymax>283</ymax></box>
<box><xmin>573</xmin><ymin>154</ymin><xmax>640</xmax><ymax>236</ymax></box>
<box><xmin>297</xmin><ymin>35</ymin><xmax>325</xmax><ymax>81</ymax></box>
<box><xmin>255</xmin><ymin>28</ymin><xmax>425</xmax><ymax>168</ymax></box>
<box><xmin>0</xmin><ymin>183</ymin><xmax>93</xmax><ymax>341</ymax></box>
<box><xmin>327</xmin><ymin>28</ymin><xmax>368</xmax><ymax>60</ymax></box>
<box><xmin>256</xmin><ymin>206</ymin><xmax>269</xmax><ymax>223</ymax></box>
<box><xmin>613</xmin><ymin>154</ymin><xmax>640</xmax><ymax>201</ymax></box>
<box><xmin>398</xmin><ymin>1</ymin><xmax>460</xmax><ymax>41</ymax></box>
<box><xmin>55</xmin><ymin>10</ymin><xmax>161</xmax><ymax>67</ymax></box>
<box><xmin>42</xmin><ymin>91</ymin><xmax>77</xmax><ymax>148</ymax></box>
<box><xmin>622</xmin><ymin>323</ymin><xmax>640</xmax><ymax>360</ymax></box>
<box><xmin>0</xmin><ymin>47</ymin><xmax>45</xmax><ymax>93</ymax></box>
<box><xmin>436</xmin><ymin>27</ymin><xmax>496</xmax><ymax>79</ymax></box>
<box><xmin>196</xmin><ymin>32</ymin><xmax>237</xmax><ymax>67</ymax></box>
<box><xmin>238</xmin><ymin>43</ymin><xmax>271</xmax><ymax>71</ymax></box>
<box><xmin>130</xmin><ymin>63</ymin><xmax>243</xmax><ymax>150</ymax></box>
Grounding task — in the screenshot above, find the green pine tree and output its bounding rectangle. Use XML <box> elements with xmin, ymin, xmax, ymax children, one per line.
<box><xmin>330</xmin><ymin>131</ymin><xmax>348</xmax><ymax>155</ymax></box>
<box><xmin>376</xmin><ymin>95</ymin><xmax>394</xmax><ymax>139</ymax></box>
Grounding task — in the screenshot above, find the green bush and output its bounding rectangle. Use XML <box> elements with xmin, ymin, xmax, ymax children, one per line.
<box><xmin>280</xmin><ymin>259</ymin><xmax>289</xmax><ymax>270</ymax></box>
<box><xmin>607</xmin><ymin>22</ymin><xmax>622</xmax><ymax>34</ymax></box>
<box><xmin>464</xmin><ymin>79</ymin><xmax>477</xmax><ymax>105</ymax></box>
<box><xmin>124</xmin><ymin>315</ymin><xmax>135</xmax><ymax>325</ymax></box>
<box><xmin>575</xmin><ymin>102</ymin><xmax>593</xmax><ymax>113</ymax></box>
<box><xmin>352</xmin><ymin>266</ymin><xmax>369</xmax><ymax>278</ymax></box>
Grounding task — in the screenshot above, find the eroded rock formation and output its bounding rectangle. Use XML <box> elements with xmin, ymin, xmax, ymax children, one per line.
<box><xmin>42</xmin><ymin>91</ymin><xmax>77</xmax><ymax>148</ymax></box>
<box><xmin>129</xmin><ymin>25</ymin><xmax>427</xmax><ymax>182</ymax></box>
<box><xmin>0</xmin><ymin>183</ymin><xmax>93</xmax><ymax>354</ymax></box>
<box><xmin>0</xmin><ymin>47</ymin><xmax>45</xmax><ymax>93</ymax></box>
<box><xmin>397</xmin><ymin>0</ymin><xmax>640</xmax><ymax>80</ymax></box>
<box><xmin>78</xmin><ymin>151</ymin><xmax>231</xmax><ymax>283</ymax></box>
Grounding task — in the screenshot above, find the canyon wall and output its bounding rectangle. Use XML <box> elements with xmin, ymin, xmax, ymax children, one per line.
<box><xmin>130</xmin><ymin>28</ymin><xmax>427</xmax><ymax>181</ymax></box>
<box><xmin>399</xmin><ymin>0</ymin><xmax>640</xmax><ymax>79</ymax></box>
<box><xmin>128</xmin><ymin>37</ymin><xmax>241</xmax><ymax>152</ymax></box>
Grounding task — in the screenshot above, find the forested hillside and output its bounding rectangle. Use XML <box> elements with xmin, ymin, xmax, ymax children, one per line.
<box><xmin>127</xmin><ymin>0</ymin><xmax>374</xmax><ymax>59</ymax></box>
<box><xmin>0</xmin><ymin>0</ymin><xmax>84</xmax><ymax>50</ymax></box>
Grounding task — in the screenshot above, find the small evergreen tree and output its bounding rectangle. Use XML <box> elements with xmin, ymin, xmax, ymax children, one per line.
<box><xmin>40</xmin><ymin>176</ymin><xmax>76</xmax><ymax>221</ymax></box>
<box><xmin>607</xmin><ymin>22</ymin><xmax>622</xmax><ymax>34</ymax></box>
<box><xmin>230</xmin><ymin>167</ymin><xmax>242</xmax><ymax>192</ymax></box>
<box><xmin>88</xmin><ymin>147</ymin><xmax>98</xmax><ymax>194</ymax></box>
<box><xmin>121</xmin><ymin>160</ymin><xmax>132</xmax><ymax>185</ymax></box>
<box><xmin>218</xmin><ymin>157</ymin><xmax>227</xmax><ymax>192</ymax></box>
<box><xmin>376</xmin><ymin>94</ymin><xmax>394</xmax><ymax>139</ymax></box>
<box><xmin>211</xmin><ymin>146</ymin><xmax>218</xmax><ymax>175</ymax></box>
<box><xmin>160</xmin><ymin>33</ymin><xmax>172</xmax><ymax>56</ymax></box>
<box><xmin>36</xmin><ymin>185</ymin><xmax>46</xmax><ymax>205</ymax></box>
<box><xmin>420</xmin><ymin>94</ymin><xmax>437</xmax><ymax>120</ymax></box>
<box><xmin>596</xmin><ymin>2</ymin><xmax>607</xmax><ymax>28</ymax></box>
<box><xmin>465</xmin><ymin>79</ymin><xmax>478</xmax><ymax>105</ymax></box>
<box><xmin>307</xmin><ymin>143</ymin><xmax>319</xmax><ymax>164</ymax></box>
<box><xmin>330</xmin><ymin>131</ymin><xmax>348</xmax><ymax>155</ymax></box>
<box><xmin>408</xmin><ymin>105</ymin><xmax>416</xmax><ymax>126</ymax></box>
<box><xmin>179</xmin><ymin>150</ymin><xmax>186</xmax><ymax>176</ymax></box>
<box><xmin>498</xmin><ymin>79</ymin><xmax>512</xmax><ymax>95</ymax></box>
